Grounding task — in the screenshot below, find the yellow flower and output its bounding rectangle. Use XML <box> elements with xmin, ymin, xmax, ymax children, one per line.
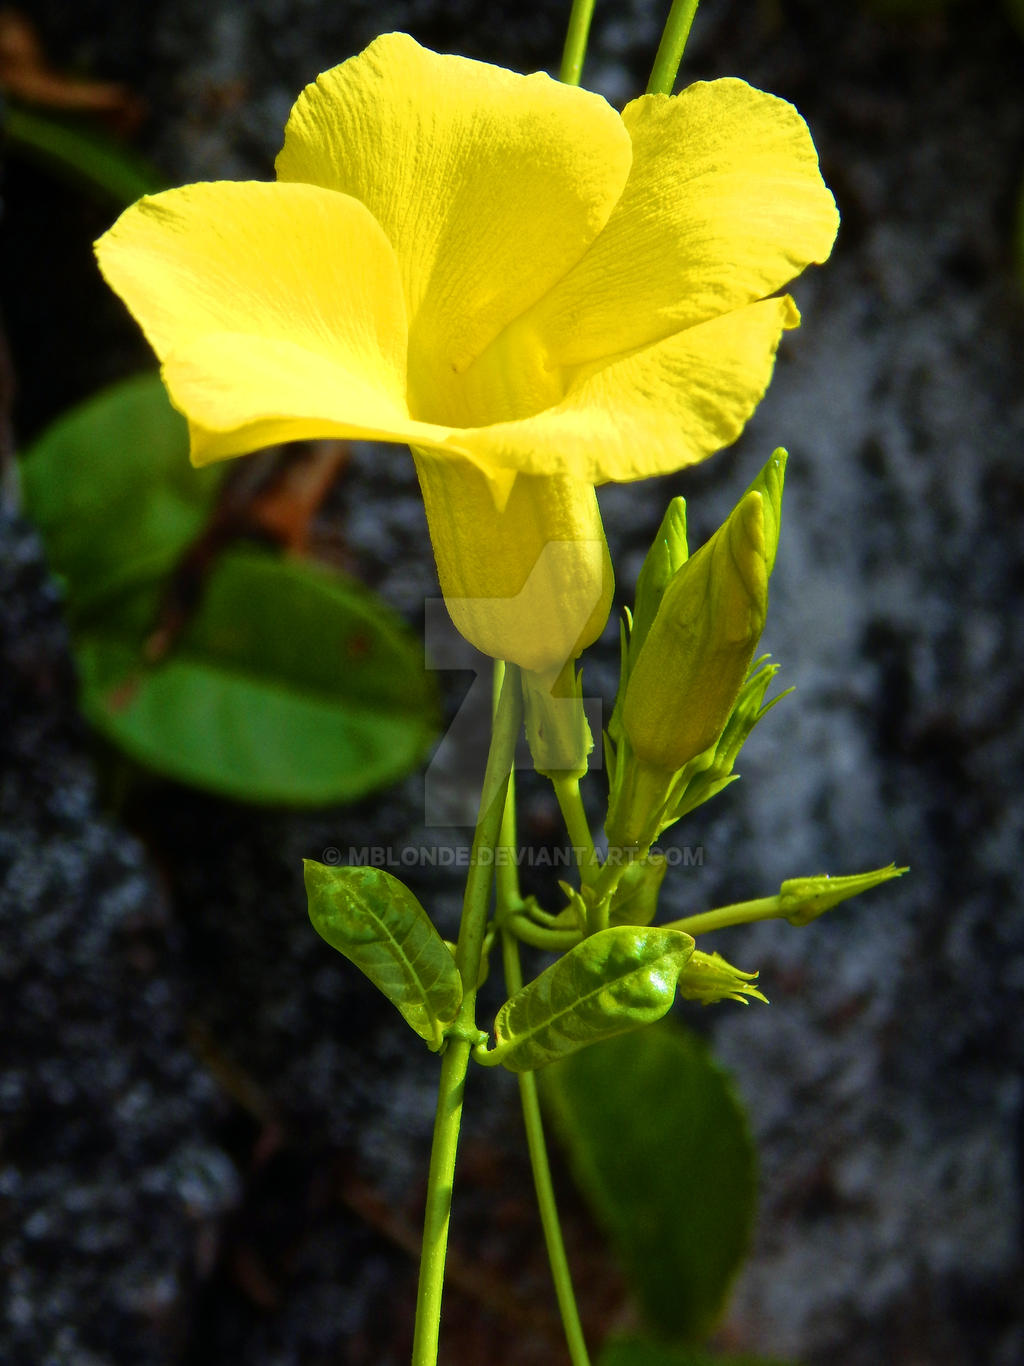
<box><xmin>95</xmin><ymin>33</ymin><xmax>837</xmax><ymax>672</ymax></box>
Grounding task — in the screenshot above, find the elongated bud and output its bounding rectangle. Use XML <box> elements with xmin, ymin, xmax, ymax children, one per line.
<box><xmin>677</xmin><ymin>950</ymin><xmax>768</xmax><ymax>1006</ymax></box>
<box><xmin>622</xmin><ymin>489</ymin><xmax>769</xmax><ymax>772</ymax></box>
<box><xmin>780</xmin><ymin>864</ymin><xmax>908</xmax><ymax>926</ymax></box>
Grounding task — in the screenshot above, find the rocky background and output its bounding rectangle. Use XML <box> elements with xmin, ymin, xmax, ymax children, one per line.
<box><xmin>2</xmin><ymin>1</ymin><xmax>1023</xmax><ymax>1363</ymax></box>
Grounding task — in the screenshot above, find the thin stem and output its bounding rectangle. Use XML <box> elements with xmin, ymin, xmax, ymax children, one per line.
<box><xmin>647</xmin><ymin>0</ymin><xmax>700</xmax><ymax>95</ymax></box>
<box><xmin>492</xmin><ymin>676</ymin><xmax>590</xmax><ymax>1366</ymax></box>
<box><xmin>665</xmin><ymin>893</ymin><xmax>782</xmax><ymax>938</ymax></box>
<box><xmin>552</xmin><ymin>775</ymin><xmax>599</xmax><ymax>889</ymax></box>
<box><xmin>504</xmin><ymin>915</ymin><xmax>582</xmax><ymax>953</ymax></box>
<box><xmin>412</xmin><ymin>1037</ymin><xmax>472</xmax><ymax>1366</ymax></box>
<box><xmin>411</xmin><ymin>665</ymin><xmax>523</xmax><ymax>1366</ymax></box>
<box><xmin>501</xmin><ymin>928</ymin><xmax>592</xmax><ymax>1366</ymax></box>
<box><xmin>560</xmin><ymin>0</ymin><xmax>597</xmax><ymax>86</ymax></box>
<box><xmin>494</xmin><ymin>663</ymin><xmax>525</xmax><ymax>917</ymax></box>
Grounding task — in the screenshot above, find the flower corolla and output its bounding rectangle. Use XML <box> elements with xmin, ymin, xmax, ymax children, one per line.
<box><xmin>96</xmin><ymin>34</ymin><xmax>837</xmax><ymax>670</ymax></box>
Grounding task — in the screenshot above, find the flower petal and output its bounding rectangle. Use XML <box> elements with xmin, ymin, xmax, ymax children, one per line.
<box><xmin>161</xmin><ymin>333</ymin><xmax>444</xmax><ymax>465</ymax></box>
<box><xmin>448</xmin><ymin>296</ymin><xmax>800</xmax><ymax>485</ymax></box>
<box><xmin>275</xmin><ymin>33</ymin><xmax>632</xmax><ymax>421</ymax></box>
<box><xmin>95</xmin><ymin>179</ymin><xmax>412</xmax><ymax>451</ymax></box>
<box><xmin>524</xmin><ymin>79</ymin><xmax>838</xmax><ymax>368</ymax></box>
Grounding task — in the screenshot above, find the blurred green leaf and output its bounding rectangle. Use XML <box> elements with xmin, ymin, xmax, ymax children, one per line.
<box><xmin>304</xmin><ymin>862</ymin><xmax>462</xmax><ymax>1049</ymax></box>
<box><xmin>20</xmin><ymin>372</ymin><xmax>222</xmax><ymax>620</ymax></box>
<box><xmin>483</xmin><ymin>928</ymin><xmax>695</xmax><ymax>1072</ymax></box>
<box><xmin>598</xmin><ymin>1339</ymin><xmax>795</xmax><ymax>1366</ymax></box>
<box><xmin>76</xmin><ymin>550</ymin><xmax>438</xmax><ymax>805</ymax></box>
<box><xmin>544</xmin><ymin>1020</ymin><xmax>757</xmax><ymax>1343</ymax></box>
<box><xmin>4</xmin><ymin>103</ymin><xmax>163</xmax><ymax>206</ymax></box>
<box><xmin>21</xmin><ymin>373</ymin><xmax>437</xmax><ymax>804</ymax></box>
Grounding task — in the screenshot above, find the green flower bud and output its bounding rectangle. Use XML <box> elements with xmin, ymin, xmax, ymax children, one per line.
<box><xmin>622</xmin><ymin>488</ymin><xmax>769</xmax><ymax>772</ymax></box>
<box><xmin>677</xmin><ymin>950</ymin><xmax>768</xmax><ymax>1006</ymax></box>
<box><xmin>779</xmin><ymin>864</ymin><xmax>908</xmax><ymax>926</ymax></box>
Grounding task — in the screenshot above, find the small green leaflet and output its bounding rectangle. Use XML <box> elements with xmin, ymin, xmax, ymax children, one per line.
<box><xmin>304</xmin><ymin>862</ymin><xmax>462</xmax><ymax>1051</ymax></box>
<box><xmin>478</xmin><ymin>927</ymin><xmax>695</xmax><ymax>1072</ymax></box>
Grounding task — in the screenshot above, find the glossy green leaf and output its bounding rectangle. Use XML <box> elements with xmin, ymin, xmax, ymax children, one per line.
<box><xmin>5</xmin><ymin>104</ymin><xmax>163</xmax><ymax>206</ymax></box>
<box><xmin>544</xmin><ymin>1020</ymin><xmax>757</xmax><ymax>1343</ymax></box>
<box><xmin>304</xmin><ymin>862</ymin><xmax>461</xmax><ymax>1050</ymax></box>
<box><xmin>20</xmin><ymin>373</ymin><xmax>222</xmax><ymax>621</ymax></box>
<box><xmin>599</xmin><ymin>1339</ymin><xmax>795</xmax><ymax>1366</ymax></box>
<box><xmin>76</xmin><ymin>549</ymin><xmax>438</xmax><ymax>805</ymax></box>
<box><xmin>481</xmin><ymin>927</ymin><xmax>694</xmax><ymax>1072</ymax></box>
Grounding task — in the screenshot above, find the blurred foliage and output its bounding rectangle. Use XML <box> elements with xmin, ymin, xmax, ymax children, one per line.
<box><xmin>20</xmin><ymin>374</ymin><xmax>438</xmax><ymax>804</ymax></box>
<box><xmin>544</xmin><ymin>1019</ymin><xmax>758</xmax><ymax>1346</ymax></box>
<box><xmin>598</xmin><ymin>1342</ymin><xmax>795</xmax><ymax>1366</ymax></box>
<box><xmin>3</xmin><ymin>103</ymin><xmax>162</xmax><ymax>205</ymax></box>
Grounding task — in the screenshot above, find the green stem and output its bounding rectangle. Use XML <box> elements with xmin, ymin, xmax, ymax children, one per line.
<box><xmin>560</xmin><ymin>0</ymin><xmax>597</xmax><ymax>85</ymax></box>
<box><xmin>411</xmin><ymin>665</ymin><xmax>523</xmax><ymax>1366</ymax></box>
<box><xmin>494</xmin><ymin>664</ymin><xmax>525</xmax><ymax>917</ymax></box>
<box><xmin>500</xmin><ymin>932</ymin><xmax>591</xmax><ymax>1366</ymax></box>
<box><xmin>504</xmin><ymin>915</ymin><xmax>582</xmax><ymax>953</ymax></box>
<box><xmin>552</xmin><ymin>775</ymin><xmax>599</xmax><ymax>889</ymax></box>
<box><xmin>647</xmin><ymin>0</ymin><xmax>700</xmax><ymax>95</ymax></box>
<box><xmin>665</xmin><ymin>894</ymin><xmax>781</xmax><ymax>937</ymax></box>
<box><xmin>493</xmin><ymin>690</ymin><xmax>591</xmax><ymax>1366</ymax></box>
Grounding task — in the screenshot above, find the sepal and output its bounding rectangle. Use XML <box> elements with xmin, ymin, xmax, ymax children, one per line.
<box><xmin>522</xmin><ymin>659</ymin><xmax>593</xmax><ymax>779</ymax></box>
<box><xmin>607</xmin><ymin>854</ymin><xmax>668</xmax><ymax>927</ymax></box>
<box><xmin>677</xmin><ymin>950</ymin><xmax>768</xmax><ymax>1006</ymax></box>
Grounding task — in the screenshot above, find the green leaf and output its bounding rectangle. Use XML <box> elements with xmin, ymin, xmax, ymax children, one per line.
<box><xmin>544</xmin><ymin>1020</ymin><xmax>757</xmax><ymax>1343</ymax></box>
<box><xmin>76</xmin><ymin>549</ymin><xmax>439</xmax><ymax>805</ymax></box>
<box><xmin>598</xmin><ymin>1338</ymin><xmax>796</xmax><ymax>1366</ymax></box>
<box><xmin>480</xmin><ymin>927</ymin><xmax>694</xmax><ymax>1072</ymax></box>
<box><xmin>304</xmin><ymin>862</ymin><xmax>462</xmax><ymax>1050</ymax></box>
<box><xmin>21</xmin><ymin>375</ymin><xmax>438</xmax><ymax>804</ymax></box>
<box><xmin>4</xmin><ymin>104</ymin><xmax>164</xmax><ymax>206</ymax></box>
<box><xmin>19</xmin><ymin>373</ymin><xmax>222</xmax><ymax>621</ymax></box>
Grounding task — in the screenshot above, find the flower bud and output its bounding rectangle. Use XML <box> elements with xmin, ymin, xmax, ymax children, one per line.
<box><xmin>622</xmin><ymin>489</ymin><xmax>769</xmax><ymax>772</ymax></box>
<box><xmin>779</xmin><ymin>864</ymin><xmax>907</xmax><ymax>926</ymax></box>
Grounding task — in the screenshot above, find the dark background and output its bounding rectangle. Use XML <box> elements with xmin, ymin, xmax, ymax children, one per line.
<box><xmin>2</xmin><ymin>1</ymin><xmax>1023</xmax><ymax>1363</ymax></box>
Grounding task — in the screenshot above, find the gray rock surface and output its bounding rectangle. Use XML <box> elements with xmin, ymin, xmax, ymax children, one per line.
<box><xmin>0</xmin><ymin>504</ymin><xmax>239</xmax><ymax>1365</ymax></box>
<box><xmin>5</xmin><ymin>1</ymin><xmax>1024</xmax><ymax>1363</ymax></box>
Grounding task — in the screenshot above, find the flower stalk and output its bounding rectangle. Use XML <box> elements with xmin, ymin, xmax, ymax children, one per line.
<box><xmin>648</xmin><ymin>0</ymin><xmax>701</xmax><ymax>95</ymax></box>
<box><xmin>411</xmin><ymin>664</ymin><xmax>522</xmax><ymax>1366</ymax></box>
